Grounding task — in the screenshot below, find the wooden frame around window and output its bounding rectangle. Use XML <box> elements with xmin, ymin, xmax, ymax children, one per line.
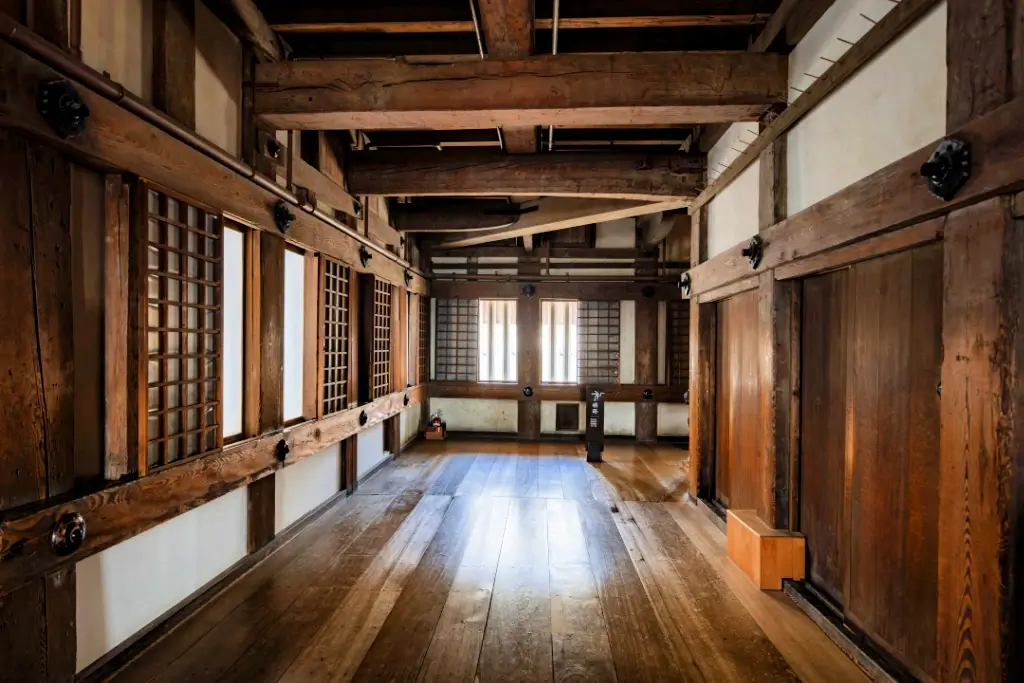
<box><xmin>135</xmin><ymin>181</ymin><xmax>224</xmax><ymax>475</ymax></box>
<box><xmin>320</xmin><ymin>257</ymin><xmax>351</xmax><ymax>416</ymax></box>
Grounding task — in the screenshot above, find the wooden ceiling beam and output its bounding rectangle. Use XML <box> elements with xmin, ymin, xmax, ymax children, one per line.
<box><xmin>435</xmin><ymin>198</ymin><xmax>687</xmax><ymax>248</ymax></box>
<box><xmin>206</xmin><ymin>0</ymin><xmax>283</xmax><ymax>61</ymax></box>
<box><xmin>476</xmin><ymin>0</ymin><xmax>538</xmax><ymax>153</ymax></box>
<box><xmin>345</xmin><ymin>150</ymin><xmax>703</xmax><ymax>200</ymax></box>
<box><xmin>254</xmin><ymin>51</ymin><xmax>788</xmax><ymax>129</ymax></box>
<box><xmin>269</xmin><ymin>15</ymin><xmax>772</xmax><ymax>32</ymax></box>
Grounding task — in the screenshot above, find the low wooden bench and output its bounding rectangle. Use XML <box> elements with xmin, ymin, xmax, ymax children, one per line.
<box><xmin>726</xmin><ymin>509</ymin><xmax>806</xmax><ymax>590</ymax></box>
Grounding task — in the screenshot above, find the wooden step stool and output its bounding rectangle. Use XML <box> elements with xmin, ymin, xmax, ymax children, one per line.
<box><xmin>726</xmin><ymin>510</ymin><xmax>805</xmax><ymax>590</ymax></box>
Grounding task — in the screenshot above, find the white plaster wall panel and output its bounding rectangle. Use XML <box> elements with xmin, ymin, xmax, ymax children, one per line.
<box><xmin>605</xmin><ymin>402</ymin><xmax>636</xmax><ymax>437</ymax></box>
<box><xmin>357</xmin><ymin>423</ymin><xmax>387</xmax><ymax>479</ymax></box>
<box><xmin>195</xmin><ymin>0</ymin><xmax>242</xmax><ymax>156</ymax></box>
<box><xmin>546</xmin><ymin>268</ymin><xmax>636</xmax><ymax>277</ymax></box>
<box><xmin>81</xmin><ymin>0</ymin><xmax>153</xmax><ymax>101</ymax></box>
<box><xmin>76</xmin><ymin>489</ymin><xmax>247</xmax><ymax>671</ymax></box>
<box><xmin>619</xmin><ymin>301</ymin><xmax>636</xmax><ymax>384</ymax></box>
<box><xmin>400</xmin><ymin>404</ymin><xmax>421</xmax><ymax>445</ymax></box>
<box><xmin>787</xmin><ymin>2</ymin><xmax>947</xmax><ymax>214</ymax></box>
<box><xmin>708</xmin><ymin>122</ymin><xmax>761</xmax><ymax>181</ymax></box>
<box><xmin>431</xmin><ymin>257</ymin><xmax>470</xmax><ymax>264</ymax></box>
<box><xmin>595</xmin><ymin>218</ymin><xmax>637</xmax><ymax>247</ymax></box>
<box><xmin>222</xmin><ymin>228</ymin><xmax>244</xmax><ymax>438</ymax></box>
<box><xmin>274</xmin><ymin>444</ymin><xmax>341</xmax><ymax>534</ymax></box>
<box><xmin>283</xmin><ymin>250</ymin><xmax>305</xmax><ymax>421</ymax></box>
<box><xmin>428</xmin><ymin>398</ymin><xmax>518</xmax><ymax>432</ymax></box>
<box><xmin>541</xmin><ymin>401</ymin><xmax>584</xmax><ymax>434</ymax></box>
<box><xmin>657</xmin><ymin>403</ymin><xmax>690</xmax><ymax>437</ymax></box>
<box><xmin>707</xmin><ymin>160</ymin><xmax>760</xmax><ymax>259</ymax></box>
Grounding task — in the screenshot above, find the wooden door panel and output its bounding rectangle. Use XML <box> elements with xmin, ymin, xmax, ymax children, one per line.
<box><xmin>715</xmin><ymin>289</ymin><xmax>761</xmax><ymax>511</ymax></box>
<box><xmin>799</xmin><ymin>269</ymin><xmax>850</xmax><ymax>605</ymax></box>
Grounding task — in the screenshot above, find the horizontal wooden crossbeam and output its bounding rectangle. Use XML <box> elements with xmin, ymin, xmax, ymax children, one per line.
<box><xmin>346</xmin><ymin>150</ymin><xmax>703</xmax><ymax>200</ymax></box>
<box><xmin>254</xmin><ymin>51</ymin><xmax>788</xmax><ymax>130</ymax></box>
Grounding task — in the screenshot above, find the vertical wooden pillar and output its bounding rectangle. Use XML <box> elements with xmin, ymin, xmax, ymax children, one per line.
<box><xmin>688</xmin><ymin>206</ymin><xmax>715</xmax><ymax>501</ymax></box>
<box><xmin>103</xmin><ymin>175</ymin><xmax>131</xmax><ymax>481</ymax></box>
<box><xmin>0</xmin><ymin>133</ymin><xmax>76</xmax><ymax>682</ymax></box>
<box><xmin>302</xmin><ymin>251</ymin><xmax>319</xmax><ymax>420</ymax></box>
<box><xmin>635</xmin><ymin>295</ymin><xmax>658</xmax><ymax>443</ymax></box>
<box><xmin>152</xmin><ymin>0</ymin><xmax>196</xmax><ymax>128</ymax></box>
<box><xmin>341</xmin><ymin>434</ymin><xmax>358</xmax><ymax>494</ymax></box>
<box><xmin>243</xmin><ymin>230</ymin><xmax>262</xmax><ymax>437</ymax></box>
<box><xmin>247</xmin><ymin>474</ymin><xmax>276</xmax><ymax>553</ymax></box>
<box><xmin>518</xmin><ymin>264</ymin><xmax>541</xmax><ymax>438</ymax></box>
<box><xmin>258</xmin><ymin>233</ymin><xmax>285</xmax><ymax>432</ymax></box>
<box><xmin>756</xmin><ymin>106</ymin><xmax>797</xmax><ymax>528</ymax></box>
<box><xmin>939</xmin><ymin>4</ymin><xmax>1024</xmax><ymax>681</ymax></box>
<box><xmin>347</xmin><ymin>273</ymin><xmax>361</xmax><ymax>408</ymax></box>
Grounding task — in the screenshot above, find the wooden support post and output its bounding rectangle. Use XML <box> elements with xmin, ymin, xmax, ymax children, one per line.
<box><xmin>302</xmin><ymin>251</ymin><xmax>319</xmax><ymax>420</ymax></box>
<box><xmin>243</xmin><ymin>229</ymin><xmax>262</xmax><ymax>437</ymax></box>
<box><xmin>518</xmin><ymin>263</ymin><xmax>541</xmax><ymax>439</ymax></box>
<box><xmin>259</xmin><ymin>232</ymin><xmax>285</xmax><ymax>432</ymax></box>
<box><xmin>688</xmin><ymin>206</ymin><xmax>715</xmax><ymax>501</ymax></box>
<box><xmin>939</xmin><ymin>4</ymin><xmax>1024</xmax><ymax>681</ymax></box>
<box><xmin>341</xmin><ymin>434</ymin><xmax>358</xmax><ymax>494</ymax></box>
<box><xmin>246</xmin><ymin>474</ymin><xmax>275</xmax><ymax>553</ymax></box>
<box><xmin>635</xmin><ymin>291</ymin><xmax>659</xmax><ymax>443</ymax></box>
<box><xmin>152</xmin><ymin>0</ymin><xmax>196</xmax><ymax>127</ymax></box>
<box><xmin>347</xmin><ymin>273</ymin><xmax>361</xmax><ymax>408</ymax></box>
<box><xmin>103</xmin><ymin>176</ymin><xmax>130</xmax><ymax>481</ymax></box>
<box><xmin>391</xmin><ymin>284</ymin><xmax>407</xmax><ymax>392</ymax></box>
<box><xmin>757</xmin><ymin>272</ymin><xmax>799</xmax><ymax>529</ymax></box>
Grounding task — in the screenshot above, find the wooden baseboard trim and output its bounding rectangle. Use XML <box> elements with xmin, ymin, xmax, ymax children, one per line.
<box><xmin>78</xmin><ymin>487</ymin><xmax>350</xmax><ymax>683</ymax></box>
<box><xmin>442</xmin><ymin>430</ymin><xmax>688</xmax><ymax>446</ymax></box>
<box><xmin>783</xmin><ymin>581</ymin><xmax>912</xmax><ymax>683</ymax></box>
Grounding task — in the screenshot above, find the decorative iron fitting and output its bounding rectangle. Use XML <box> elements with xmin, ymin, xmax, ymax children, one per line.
<box><xmin>360</xmin><ymin>247</ymin><xmax>372</xmax><ymax>267</ymax></box>
<box><xmin>523</xmin><ymin>386</ymin><xmax>534</xmax><ymax>398</ymax></box>
<box><xmin>681</xmin><ymin>273</ymin><xmax>692</xmax><ymax>297</ymax></box>
<box><xmin>741</xmin><ymin>235</ymin><xmax>764</xmax><ymax>270</ymax></box>
<box><xmin>359</xmin><ymin>410</ymin><xmax>368</xmax><ymax>426</ymax></box>
<box><xmin>920</xmin><ymin>138</ymin><xmax>971</xmax><ymax>201</ymax></box>
<box><xmin>274</xmin><ymin>200</ymin><xmax>295</xmax><ymax>233</ymax></box>
<box><xmin>37</xmin><ymin>80</ymin><xmax>89</xmax><ymax>139</ymax></box>
<box><xmin>51</xmin><ymin>512</ymin><xmax>86</xmax><ymax>556</ymax></box>
<box><xmin>276</xmin><ymin>439</ymin><xmax>290</xmax><ymax>462</ymax></box>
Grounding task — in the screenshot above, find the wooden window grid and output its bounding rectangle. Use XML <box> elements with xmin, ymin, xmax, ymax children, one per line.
<box><xmin>372</xmin><ymin>278</ymin><xmax>392</xmax><ymax>399</ymax></box>
<box><xmin>578</xmin><ymin>300</ymin><xmax>620</xmax><ymax>384</ymax></box>
<box><xmin>418</xmin><ymin>295</ymin><xmax>430</xmax><ymax>384</ymax></box>
<box><xmin>322</xmin><ymin>258</ymin><xmax>350</xmax><ymax>415</ymax></box>
<box><xmin>667</xmin><ymin>300</ymin><xmax>690</xmax><ymax>387</ymax></box>
<box><xmin>142</xmin><ymin>184</ymin><xmax>223</xmax><ymax>470</ymax></box>
<box><xmin>435</xmin><ymin>299</ymin><xmax>478</xmax><ymax>381</ymax></box>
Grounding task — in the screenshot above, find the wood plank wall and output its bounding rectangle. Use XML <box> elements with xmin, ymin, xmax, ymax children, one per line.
<box><xmin>713</xmin><ymin>290</ymin><xmax>762</xmax><ymax>514</ymax></box>
<box><xmin>799</xmin><ymin>245</ymin><xmax>942</xmax><ymax>681</ymax></box>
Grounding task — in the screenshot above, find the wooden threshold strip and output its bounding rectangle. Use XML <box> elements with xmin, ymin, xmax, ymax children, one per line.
<box><xmin>687</xmin><ymin>92</ymin><xmax>1024</xmax><ymax>296</ymax></box>
<box><xmin>691</xmin><ymin>0</ymin><xmax>942</xmax><ymax>211</ymax></box>
<box><xmin>0</xmin><ymin>384</ymin><xmax>427</xmax><ymax>597</ymax></box>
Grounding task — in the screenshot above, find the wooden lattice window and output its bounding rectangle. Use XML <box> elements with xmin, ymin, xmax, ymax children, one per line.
<box><xmin>321</xmin><ymin>258</ymin><xmax>349</xmax><ymax>415</ymax></box>
<box><xmin>142</xmin><ymin>185</ymin><xmax>223</xmax><ymax>470</ymax></box>
<box><xmin>667</xmin><ymin>299</ymin><xmax>690</xmax><ymax>386</ymax></box>
<box><xmin>371</xmin><ymin>278</ymin><xmax>392</xmax><ymax>399</ymax></box>
<box><xmin>578</xmin><ymin>301</ymin><xmax>620</xmax><ymax>384</ymax></box>
<box><xmin>435</xmin><ymin>299</ymin><xmax>478</xmax><ymax>381</ymax></box>
<box><xmin>418</xmin><ymin>295</ymin><xmax>430</xmax><ymax>384</ymax></box>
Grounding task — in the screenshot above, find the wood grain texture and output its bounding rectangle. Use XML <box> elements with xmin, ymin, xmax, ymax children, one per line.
<box><xmin>247</xmin><ymin>474</ymin><xmax>276</xmax><ymax>553</ymax></box>
<box><xmin>259</xmin><ymin>233</ymin><xmax>285</xmax><ymax>432</ymax></box>
<box><xmin>946</xmin><ymin>0</ymin><xmax>1024</xmax><ymax>130</ymax></box>
<box><xmin>799</xmin><ymin>269</ymin><xmax>850</xmax><ymax>604</ymax></box>
<box><xmin>152</xmin><ymin>0</ymin><xmax>196</xmax><ymax>127</ymax></box>
<box><xmin>302</xmin><ymin>251</ymin><xmax>319</xmax><ymax>420</ymax></box>
<box><xmin>432</xmin><ymin>280</ymin><xmax>681</xmax><ymax>302</ymax></box>
<box><xmin>0</xmin><ymin>39</ymin><xmax>425</xmax><ymax>291</ymax></box>
<box><xmin>0</xmin><ymin>132</ymin><xmax>47</xmax><ymax>511</ymax></box>
<box><xmin>104</xmin><ymin>176</ymin><xmax>131</xmax><ymax>480</ymax></box>
<box><xmin>714</xmin><ymin>290</ymin><xmax>762</xmax><ymax>514</ymax></box>
<box><xmin>0</xmin><ymin>385</ymin><xmax>428</xmax><ymax>594</ymax></box>
<box><xmin>93</xmin><ymin>441</ymin><xmax>861</xmax><ymax>683</ymax></box>
<box><xmin>939</xmin><ymin>198</ymin><xmax>1023</xmax><ymax>683</ymax></box>
<box><xmin>688</xmin><ymin>82</ymin><xmax>1024</xmax><ymax>297</ymax></box>
<box><xmin>346</xmin><ymin>150</ymin><xmax>702</xmax><ymax>200</ymax></box>
<box><xmin>254</xmin><ymin>52</ymin><xmax>788</xmax><ymax>130</ymax></box>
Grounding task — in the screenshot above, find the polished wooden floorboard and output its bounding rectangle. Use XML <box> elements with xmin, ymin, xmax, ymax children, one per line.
<box><xmin>109</xmin><ymin>441</ymin><xmax>869</xmax><ymax>683</ymax></box>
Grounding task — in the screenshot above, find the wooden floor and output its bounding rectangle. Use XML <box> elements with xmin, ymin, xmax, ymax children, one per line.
<box><xmin>108</xmin><ymin>441</ymin><xmax>869</xmax><ymax>683</ymax></box>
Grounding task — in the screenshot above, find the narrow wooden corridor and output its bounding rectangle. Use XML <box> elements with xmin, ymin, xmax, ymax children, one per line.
<box><xmin>106</xmin><ymin>443</ymin><xmax>867</xmax><ymax>683</ymax></box>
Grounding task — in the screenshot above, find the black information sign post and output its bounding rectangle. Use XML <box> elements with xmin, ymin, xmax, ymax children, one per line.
<box><xmin>585</xmin><ymin>386</ymin><xmax>605</xmax><ymax>463</ymax></box>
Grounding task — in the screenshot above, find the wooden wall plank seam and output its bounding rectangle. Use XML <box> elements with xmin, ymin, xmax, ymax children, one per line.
<box><xmin>0</xmin><ymin>383</ymin><xmax>428</xmax><ymax>597</ymax></box>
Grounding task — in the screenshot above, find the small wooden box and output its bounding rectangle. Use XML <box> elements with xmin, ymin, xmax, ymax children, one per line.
<box><xmin>425</xmin><ymin>425</ymin><xmax>447</xmax><ymax>440</ymax></box>
<box><xmin>726</xmin><ymin>509</ymin><xmax>805</xmax><ymax>591</ymax></box>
